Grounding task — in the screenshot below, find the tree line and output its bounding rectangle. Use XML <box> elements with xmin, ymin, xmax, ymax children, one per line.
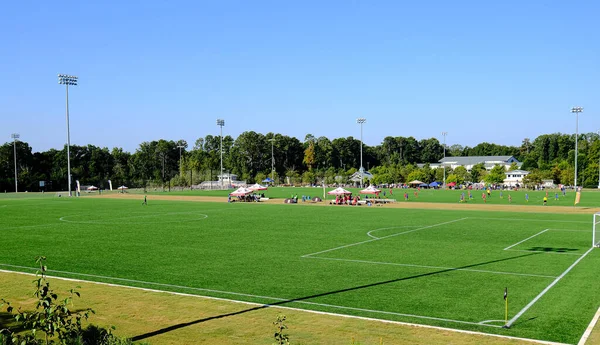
<box><xmin>1</xmin><ymin>131</ymin><xmax>599</xmax><ymax>192</ymax></box>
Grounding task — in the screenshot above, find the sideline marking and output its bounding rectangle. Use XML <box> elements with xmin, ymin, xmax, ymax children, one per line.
<box><xmin>0</xmin><ymin>269</ymin><xmax>569</xmax><ymax>345</ymax></box>
<box><xmin>304</xmin><ymin>256</ymin><xmax>558</xmax><ymax>279</ymax></box>
<box><xmin>578</xmin><ymin>306</ymin><xmax>600</xmax><ymax>345</ymax></box>
<box><xmin>303</xmin><ymin>218</ymin><xmax>468</xmax><ymax>258</ymax></box>
<box><xmin>506</xmin><ymin>246</ymin><xmax>594</xmax><ymax>328</ymax></box>
<box><xmin>504</xmin><ymin>229</ymin><xmax>549</xmax><ymax>250</ymax></box>
<box><xmin>0</xmin><ymin>263</ymin><xmax>499</xmax><ymax>329</ymax></box>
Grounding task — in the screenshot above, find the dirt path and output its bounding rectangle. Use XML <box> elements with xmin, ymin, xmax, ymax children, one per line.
<box><xmin>93</xmin><ymin>193</ymin><xmax>599</xmax><ymax>214</ymax></box>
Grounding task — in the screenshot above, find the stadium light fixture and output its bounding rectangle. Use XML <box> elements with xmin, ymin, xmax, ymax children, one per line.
<box><xmin>11</xmin><ymin>133</ymin><xmax>19</xmax><ymax>193</ymax></box>
<box><xmin>58</xmin><ymin>74</ymin><xmax>78</xmax><ymax>196</ymax></box>
<box><xmin>217</xmin><ymin>119</ymin><xmax>225</xmax><ymax>189</ymax></box>
<box><xmin>356</xmin><ymin>118</ymin><xmax>366</xmax><ymax>188</ymax></box>
<box><xmin>571</xmin><ymin>107</ymin><xmax>583</xmax><ymax>189</ymax></box>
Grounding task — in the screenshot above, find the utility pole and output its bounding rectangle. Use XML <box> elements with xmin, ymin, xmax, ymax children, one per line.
<box><xmin>442</xmin><ymin>132</ymin><xmax>448</xmax><ymax>187</ymax></box>
<box><xmin>356</xmin><ymin>118</ymin><xmax>366</xmax><ymax>188</ymax></box>
<box><xmin>11</xmin><ymin>133</ymin><xmax>19</xmax><ymax>193</ymax></box>
<box><xmin>269</xmin><ymin>138</ymin><xmax>276</xmax><ymax>183</ymax></box>
<box><xmin>217</xmin><ymin>119</ymin><xmax>225</xmax><ymax>189</ymax></box>
<box><xmin>571</xmin><ymin>107</ymin><xmax>583</xmax><ymax>189</ymax></box>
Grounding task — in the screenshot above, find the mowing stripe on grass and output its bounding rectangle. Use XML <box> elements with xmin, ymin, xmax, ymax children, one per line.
<box><xmin>304</xmin><ymin>256</ymin><xmax>558</xmax><ymax>279</ymax></box>
<box><xmin>0</xmin><ymin>223</ymin><xmax>61</xmax><ymax>231</ymax></box>
<box><xmin>0</xmin><ymin>269</ymin><xmax>570</xmax><ymax>345</ymax></box>
<box><xmin>470</xmin><ymin>217</ymin><xmax>588</xmax><ymax>224</ymax></box>
<box><xmin>504</xmin><ymin>229</ymin><xmax>549</xmax><ymax>250</ymax></box>
<box><xmin>0</xmin><ymin>263</ymin><xmax>501</xmax><ymax>329</ymax></box>
<box><xmin>302</xmin><ymin>218</ymin><xmax>468</xmax><ymax>257</ymax></box>
<box><xmin>506</xmin><ymin>247</ymin><xmax>595</xmax><ymax>328</ymax></box>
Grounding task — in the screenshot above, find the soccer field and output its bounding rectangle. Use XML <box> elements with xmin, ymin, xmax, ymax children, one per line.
<box><xmin>1</xmin><ymin>196</ymin><xmax>599</xmax><ymax>344</ymax></box>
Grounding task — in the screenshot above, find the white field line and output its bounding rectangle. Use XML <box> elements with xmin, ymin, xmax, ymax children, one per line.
<box><xmin>504</xmin><ymin>229</ymin><xmax>549</xmax><ymax>250</ymax></box>
<box><xmin>506</xmin><ymin>246</ymin><xmax>595</xmax><ymax>328</ymax></box>
<box><xmin>59</xmin><ymin>211</ymin><xmax>210</xmax><ymax>223</ymax></box>
<box><xmin>0</xmin><ymin>270</ymin><xmax>569</xmax><ymax>345</ymax></box>
<box><xmin>304</xmin><ymin>256</ymin><xmax>558</xmax><ymax>279</ymax></box>
<box><xmin>470</xmin><ymin>217</ymin><xmax>588</xmax><ymax>224</ymax></box>
<box><xmin>578</xmin><ymin>306</ymin><xmax>600</xmax><ymax>345</ymax></box>
<box><xmin>0</xmin><ymin>223</ymin><xmax>60</xmax><ymax>231</ymax></box>
<box><xmin>0</xmin><ymin>264</ymin><xmax>499</xmax><ymax>329</ymax></box>
<box><xmin>366</xmin><ymin>226</ymin><xmax>420</xmax><ymax>239</ymax></box>
<box><xmin>548</xmin><ymin>228</ymin><xmax>590</xmax><ymax>232</ymax></box>
<box><xmin>302</xmin><ymin>218</ymin><xmax>468</xmax><ymax>258</ymax></box>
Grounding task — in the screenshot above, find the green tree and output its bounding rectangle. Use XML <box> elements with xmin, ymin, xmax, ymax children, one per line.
<box><xmin>484</xmin><ymin>164</ymin><xmax>506</xmax><ymax>184</ymax></box>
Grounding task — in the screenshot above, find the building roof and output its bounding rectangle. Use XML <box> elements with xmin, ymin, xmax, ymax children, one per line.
<box><xmin>439</xmin><ymin>156</ymin><xmax>518</xmax><ymax>166</ymax></box>
<box><xmin>505</xmin><ymin>170</ymin><xmax>530</xmax><ymax>175</ymax></box>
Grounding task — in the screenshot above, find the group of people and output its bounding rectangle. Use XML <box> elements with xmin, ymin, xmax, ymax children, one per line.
<box><xmin>332</xmin><ymin>194</ymin><xmax>362</xmax><ymax>205</ymax></box>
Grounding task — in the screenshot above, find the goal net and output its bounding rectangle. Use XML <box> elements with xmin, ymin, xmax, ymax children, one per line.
<box><xmin>593</xmin><ymin>213</ymin><xmax>600</xmax><ymax>247</ymax></box>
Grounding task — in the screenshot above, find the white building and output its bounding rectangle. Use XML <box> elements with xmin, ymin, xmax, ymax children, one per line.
<box><xmin>428</xmin><ymin>156</ymin><xmax>522</xmax><ymax>172</ymax></box>
<box><xmin>503</xmin><ymin>169</ymin><xmax>530</xmax><ymax>187</ymax></box>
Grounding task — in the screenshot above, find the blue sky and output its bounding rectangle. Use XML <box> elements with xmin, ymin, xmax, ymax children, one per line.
<box><xmin>1</xmin><ymin>0</ymin><xmax>597</xmax><ymax>153</ymax></box>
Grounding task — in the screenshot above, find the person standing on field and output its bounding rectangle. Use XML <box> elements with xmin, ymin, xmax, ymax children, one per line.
<box><xmin>142</xmin><ymin>195</ymin><xmax>147</xmax><ymax>205</ymax></box>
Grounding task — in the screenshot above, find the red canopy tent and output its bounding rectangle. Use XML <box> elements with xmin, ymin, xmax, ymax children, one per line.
<box><xmin>447</xmin><ymin>182</ymin><xmax>457</xmax><ymax>187</ymax></box>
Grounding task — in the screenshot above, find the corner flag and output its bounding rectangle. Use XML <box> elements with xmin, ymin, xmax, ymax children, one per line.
<box><xmin>504</xmin><ymin>287</ymin><xmax>507</xmax><ymax>300</ymax></box>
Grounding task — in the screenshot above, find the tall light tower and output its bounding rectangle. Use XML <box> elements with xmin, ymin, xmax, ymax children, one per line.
<box><xmin>177</xmin><ymin>145</ymin><xmax>185</xmax><ymax>171</ymax></box>
<box><xmin>58</xmin><ymin>74</ymin><xmax>78</xmax><ymax>196</ymax></box>
<box><xmin>268</xmin><ymin>138</ymin><xmax>276</xmax><ymax>183</ymax></box>
<box><xmin>571</xmin><ymin>107</ymin><xmax>583</xmax><ymax>189</ymax></box>
<box><xmin>11</xmin><ymin>133</ymin><xmax>19</xmax><ymax>193</ymax></box>
<box><xmin>217</xmin><ymin>119</ymin><xmax>225</xmax><ymax>189</ymax></box>
<box><xmin>441</xmin><ymin>132</ymin><xmax>448</xmax><ymax>187</ymax></box>
<box><xmin>356</xmin><ymin>118</ymin><xmax>366</xmax><ymax>188</ymax></box>
<box><xmin>597</xmin><ymin>130</ymin><xmax>600</xmax><ymax>189</ymax></box>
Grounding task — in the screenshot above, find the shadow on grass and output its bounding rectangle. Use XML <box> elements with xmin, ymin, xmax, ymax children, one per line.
<box><xmin>131</xmin><ymin>252</ymin><xmax>539</xmax><ymax>341</ymax></box>
<box><xmin>526</xmin><ymin>247</ymin><xmax>579</xmax><ymax>253</ymax></box>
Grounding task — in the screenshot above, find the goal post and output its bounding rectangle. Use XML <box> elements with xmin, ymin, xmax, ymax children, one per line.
<box><xmin>593</xmin><ymin>213</ymin><xmax>600</xmax><ymax>248</ymax></box>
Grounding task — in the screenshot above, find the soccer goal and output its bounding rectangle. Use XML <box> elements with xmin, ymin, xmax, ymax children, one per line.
<box><xmin>593</xmin><ymin>213</ymin><xmax>600</xmax><ymax>247</ymax></box>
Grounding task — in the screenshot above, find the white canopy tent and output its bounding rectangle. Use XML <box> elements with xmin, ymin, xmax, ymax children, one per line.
<box><xmin>248</xmin><ymin>183</ymin><xmax>268</xmax><ymax>191</ymax></box>
<box><xmin>229</xmin><ymin>187</ymin><xmax>254</xmax><ymax>196</ymax></box>
<box><xmin>327</xmin><ymin>187</ymin><xmax>352</xmax><ymax>195</ymax></box>
<box><xmin>359</xmin><ymin>185</ymin><xmax>381</xmax><ymax>194</ymax></box>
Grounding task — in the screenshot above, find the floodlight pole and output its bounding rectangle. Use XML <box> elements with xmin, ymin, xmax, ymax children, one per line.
<box><xmin>11</xmin><ymin>133</ymin><xmax>19</xmax><ymax>193</ymax></box>
<box><xmin>58</xmin><ymin>74</ymin><xmax>78</xmax><ymax>197</ymax></box>
<box><xmin>217</xmin><ymin>119</ymin><xmax>225</xmax><ymax>189</ymax></box>
<box><xmin>571</xmin><ymin>107</ymin><xmax>583</xmax><ymax>189</ymax></box>
<box><xmin>177</xmin><ymin>145</ymin><xmax>185</xmax><ymax>172</ymax></box>
<box><xmin>357</xmin><ymin>118</ymin><xmax>366</xmax><ymax>188</ymax></box>
<box><xmin>442</xmin><ymin>132</ymin><xmax>448</xmax><ymax>188</ymax></box>
<box><xmin>269</xmin><ymin>138</ymin><xmax>276</xmax><ymax>183</ymax></box>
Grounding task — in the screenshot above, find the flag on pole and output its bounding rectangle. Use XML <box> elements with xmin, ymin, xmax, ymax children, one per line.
<box><xmin>504</xmin><ymin>287</ymin><xmax>508</xmax><ymax>300</ymax></box>
<box><xmin>575</xmin><ymin>191</ymin><xmax>581</xmax><ymax>205</ymax></box>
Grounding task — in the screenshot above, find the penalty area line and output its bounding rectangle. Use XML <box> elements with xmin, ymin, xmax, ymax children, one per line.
<box><xmin>504</xmin><ymin>229</ymin><xmax>549</xmax><ymax>250</ymax></box>
<box><xmin>506</xmin><ymin>246</ymin><xmax>594</xmax><ymax>328</ymax></box>
<box><xmin>303</xmin><ymin>218</ymin><xmax>468</xmax><ymax>258</ymax></box>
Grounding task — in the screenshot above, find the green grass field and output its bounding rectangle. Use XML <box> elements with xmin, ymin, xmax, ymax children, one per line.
<box><xmin>1</xmin><ymin>195</ymin><xmax>599</xmax><ymax>344</ymax></box>
<box><xmin>124</xmin><ymin>186</ymin><xmax>600</xmax><ymax>207</ymax></box>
